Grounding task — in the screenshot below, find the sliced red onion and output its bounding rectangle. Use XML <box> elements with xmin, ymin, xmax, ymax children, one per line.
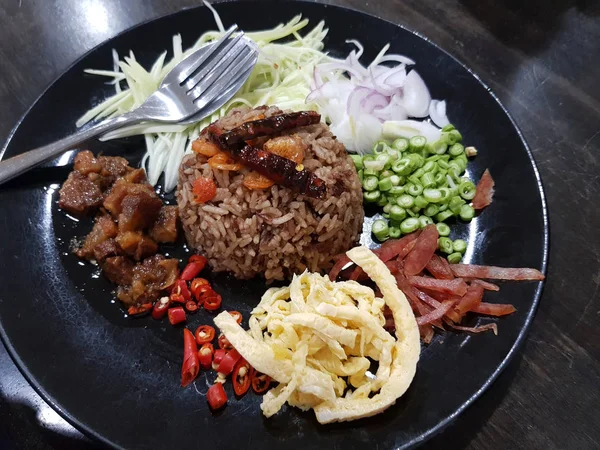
<box><xmin>429</xmin><ymin>99</ymin><xmax>449</xmax><ymax>128</ymax></box>
<box><xmin>361</xmin><ymin>91</ymin><xmax>389</xmax><ymax>114</ymax></box>
<box><xmin>400</xmin><ymin>70</ymin><xmax>431</xmax><ymax>118</ymax></box>
<box><xmin>373</xmin><ymin>97</ymin><xmax>408</xmax><ymax>122</ymax></box>
<box><xmin>345</xmin><ymin>39</ymin><xmax>364</xmax><ymax>58</ymax></box>
<box><xmin>377</xmin><ymin>54</ymin><xmax>416</xmax><ymax>66</ymax></box>
<box><xmin>346</xmin><ymin>86</ymin><xmax>372</xmax><ymax>117</ymax></box>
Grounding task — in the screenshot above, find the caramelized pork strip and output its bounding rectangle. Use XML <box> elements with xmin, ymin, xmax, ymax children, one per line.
<box><xmin>208</xmin><ymin>111</ymin><xmax>321</xmax><ymax>147</ymax></box>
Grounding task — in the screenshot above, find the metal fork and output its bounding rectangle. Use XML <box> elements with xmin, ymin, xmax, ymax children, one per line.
<box><xmin>0</xmin><ymin>24</ymin><xmax>258</xmax><ymax>185</ymax></box>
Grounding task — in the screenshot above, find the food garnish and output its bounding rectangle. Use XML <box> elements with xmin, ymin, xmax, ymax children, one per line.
<box><xmin>213</xmin><ymin>246</ymin><xmax>420</xmax><ymax>423</ymax></box>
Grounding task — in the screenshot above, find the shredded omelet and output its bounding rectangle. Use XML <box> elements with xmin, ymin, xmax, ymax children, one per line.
<box><xmin>214</xmin><ymin>246</ymin><xmax>420</xmax><ymax>423</ymax></box>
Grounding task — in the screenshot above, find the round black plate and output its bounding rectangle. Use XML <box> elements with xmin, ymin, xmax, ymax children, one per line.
<box><xmin>0</xmin><ymin>1</ymin><xmax>548</xmax><ymax>449</ymax></box>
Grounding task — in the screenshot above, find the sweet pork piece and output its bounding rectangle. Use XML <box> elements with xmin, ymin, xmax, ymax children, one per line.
<box><xmin>149</xmin><ymin>206</ymin><xmax>178</xmax><ymax>243</ymax></box>
<box><xmin>76</xmin><ymin>215</ymin><xmax>118</xmax><ymax>260</ymax></box>
<box><xmin>93</xmin><ymin>238</ymin><xmax>123</xmax><ymax>263</ymax></box>
<box><xmin>103</xmin><ymin>180</ymin><xmax>157</xmax><ymax>217</ymax></box>
<box><xmin>116</xmin><ymin>255</ymin><xmax>179</xmax><ymax>305</ymax></box>
<box><xmin>58</xmin><ymin>171</ymin><xmax>104</xmax><ymax>215</ymax></box>
<box><xmin>118</xmin><ymin>192</ymin><xmax>163</xmax><ymax>232</ymax></box>
<box><xmin>116</xmin><ymin>231</ymin><xmax>159</xmax><ymax>261</ymax></box>
<box><xmin>102</xmin><ymin>256</ymin><xmax>135</xmax><ymax>286</ymax></box>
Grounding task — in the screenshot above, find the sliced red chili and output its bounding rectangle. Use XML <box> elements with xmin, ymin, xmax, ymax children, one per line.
<box><xmin>168</xmin><ymin>307</ymin><xmax>186</xmax><ymax>325</ymax></box>
<box><xmin>185</xmin><ymin>301</ymin><xmax>199</xmax><ymax>313</ymax></box>
<box><xmin>251</xmin><ymin>370</ymin><xmax>271</xmax><ymax>394</ymax></box>
<box><xmin>172</xmin><ymin>279</ymin><xmax>192</xmax><ymax>302</ymax></box>
<box><xmin>228</xmin><ymin>311</ymin><xmax>243</xmax><ymax>324</ymax></box>
<box><xmin>212</xmin><ymin>349</ymin><xmax>226</xmax><ymax>370</ymax></box>
<box><xmin>217</xmin><ymin>333</ymin><xmax>233</xmax><ymax>350</ymax></box>
<box><xmin>198</xmin><ymin>343</ymin><xmax>214</xmax><ymax>370</ymax></box>
<box><xmin>181</xmin><ymin>257</ymin><xmax>207</xmax><ymax>281</ymax></box>
<box><xmin>169</xmin><ymin>293</ymin><xmax>186</xmax><ymax>304</ymax></box>
<box><xmin>217</xmin><ymin>349</ymin><xmax>241</xmax><ymax>376</ymax></box>
<box><xmin>203</xmin><ymin>293</ymin><xmax>222</xmax><ymax>311</ymax></box>
<box><xmin>127</xmin><ymin>303</ymin><xmax>152</xmax><ymax>316</ymax></box>
<box><xmin>181</xmin><ymin>328</ymin><xmax>199</xmax><ymax>387</ymax></box>
<box><xmin>192</xmin><ymin>285</ymin><xmax>214</xmax><ymax>305</ymax></box>
<box><xmin>207</xmin><ymin>383</ymin><xmax>227</xmax><ymax>411</ymax></box>
<box><xmin>232</xmin><ymin>359</ymin><xmax>252</xmax><ymax>397</ymax></box>
<box><xmin>195</xmin><ymin>325</ymin><xmax>216</xmax><ymax>345</ymax></box>
<box><xmin>151</xmin><ymin>297</ymin><xmax>170</xmax><ymax>320</ymax></box>
<box><xmin>190</xmin><ymin>278</ymin><xmax>210</xmax><ymax>299</ymax></box>
<box><xmin>189</xmin><ymin>255</ymin><xmax>208</xmax><ymax>265</ymax></box>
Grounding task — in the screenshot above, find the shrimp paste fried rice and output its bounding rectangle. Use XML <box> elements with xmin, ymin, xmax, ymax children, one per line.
<box><xmin>177</xmin><ymin>106</ymin><xmax>364</xmax><ymax>281</ymax></box>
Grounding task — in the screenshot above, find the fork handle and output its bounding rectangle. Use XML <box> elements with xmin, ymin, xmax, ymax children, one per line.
<box><xmin>0</xmin><ymin>112</ymin><xmax>142</xmax><ymax>185</ymax></box>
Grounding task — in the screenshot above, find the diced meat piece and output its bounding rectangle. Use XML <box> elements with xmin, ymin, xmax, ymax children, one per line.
<box><xmin>404</xmin><ymin>224</ymin><xmax>439</xmax><ymax>276</ymax></box>
<box><xmin>76</xmin><ymin>215</ymin><xmax>118</xmax><ymax>259</ymax></box>
<box><xmin>116</xmin><ymin>231</ymin><xmax>158</xmax><ymax>261</ymax></box>
<box><xmin>116</xmin><ymin>255</ymin><xmax>179</xmax><ymax>305</ymax></box>
<box><xmin>103</xmin><ymin>180</ymin><xmax>157</xmax><ymax>217</ymax></box>
<box><xmin>473</xmin><ymin>302</ymin><xmax>516</xmax><ymax>316</ymax></box>
<box><xmin>73</xmin><ymin>150</ymin><xmax>101</xmax><ymax>175</ymax></box>
<box><xmin>472</xmin><ymin>169</ymin><xmax>495</xmax><ymax>210</ymax></box>
<box><xmin>58</xmin><ymin>171</ymin><xmax>104</xmax><ymax>215</ymax></box>
<box><xmin>149</xmin><ymin>206</ymin><xmax>178</xmax><ymax>243</ymax></box>
<box><xmin>98</xmin><ymin>155</ymin><xmax>132</xmax><ymax>181</ymax></box>
<box><xmin>425</xmin><ymin>255</ymin><xmax>454</xmax><ymax>279</ymax></box>
<box><xmin>409</xmin><ymin>276</ymin><xmax>468</xmax><ymax>296</ymax></box>
<box><xmin>93</xmin><ymin>238</ymin><xmax>123</xmax><ymax>262</ymax></box>
<box><xmin>102</xmin><ymin>256</ymin><xmax>135</xmax><ymax>286</ymax></box>
<box><xmin>123</xmin><ymin>168</ymin><xmax>147</xmax><ymax>184</ymax></box>
<box><xmin>449</xmin><ymin>264</ymin><xmax>545</xmax><ymax>281</ymax></box>
<box><xmin>118</xmin><ymin>192</ymin><xmax>163</xmax><ymax>232</ymax></box>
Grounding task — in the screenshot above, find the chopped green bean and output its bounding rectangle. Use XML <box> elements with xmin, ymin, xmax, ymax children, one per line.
<box><xmin>413</xmin><ymin>168</ymin><xmax>426</xmax><ymax>179</ymax></box>
<box><xmin>406</xmin><ymin>153</ymin><xmax>425</xmax><ymax>168</ymax></box>
<box><xmin>357</xmin><ymin>169</ymin><xmax>364</xmax><ymax>183</ymax></box>
<box><xmin>419</xmin><ymin>216</ymin><xmax>433</xmax><ymax>228</ymax></box>
<box><xmin>453</xmin><ymin>239</ymin><xmax>467</xmax><ymax>253</ymax></box>
<box><xmin>392</xmin><ymin>157</ymin><xmax>413</xmax><ymax>175</ymax></box>
<box><xmin>380</xmin><ymin>169</ymin><xmax>393</xmax><ymax>178</ymax></box>
<box><xmin>414</xmin><ymin>195</ymin><xmax>429</xmax><ymax>209</ymax></box>
<box><xmin>372</xmin><ymin>219</ymin><xmax>390</xmax><ymax>241</ymax></box>
<box><xmin>459</xmin><ymin>204</ymin><xmax>475</xmax><ymax>221</ymax></box>
<box><xmin>438</xmin><ymin>237</ymin><xmax>454</xmax><ymax>254</ymax></box>
<box><xmin>390</xmin><ymin>205</ymin><xmax>407</xmax><ymax>222</ymax></box>
<box><xmin>436</xmin><ymin>222</ymin><xmax>451</xmax><ymax>236</ymax></box>
<box><xmin>400</xmin><ymin>217</ymin><xmax>420</xmax><ymax>234</ymax></box>
<box><xmin>449</xmin><ymin>143</ymin><xmax>464</xmax><ymax>157</ymax></box>
<box><xmin>372</xmin><ymin>141</ymin><xmax>389</xmax><ymax>154</ymax></box>
<box><xmin>363</xmin><ymin>191</ymin><xmax>381</xmax><ymax>203</ymax></box>
<box><xmin>409</xmin><ymin>135</ymin><xmax>427</xmax><ymax>152</ymax></box>
<box><xmin>387</xmin><ymin>149</ymin><xmax>400</xmax><ymax>162</ymax></box>
<box><xmin>407</xmin><ymin>184</ymin><xmax>423</xmax><ymax>196</ymax></box>
<box><xmin>364</xmin><ymin>159</ymin><xmax>385</xmax><ymax>172</ymax></box>
<box><xmin>447</xmin><ymin>252</ymin><xmax>462</xmax><ymax>264</ymax></box>
<box><xmin>422</xmin><ymin>160</ymin><xmax>437</xmax><ymax>173</ymax></box>
<box><xmin>383</xmin><ymin>204</ymin><xmax>392</xmax><ymax>214</ymax></box>
<box><xmin>434</xmin><ymin>173</ymin><xmax>446</xmax><ymax>186</ymax></box>
<box><xmin>407</xmin><ymin>209</ymin><xmax>419</xmax><ymax>218</ymax></box>
<box><xmin>421</xmin><ymin>172</ymin><xmax>436</xmax><ymax>188</ymax></box>
<box><xmin>397</xmin><ymin>194</ymin><xmax>414</xmax><ymax>209</ymax></box>
<box><xmin>379</xmin><ymin>177</ymin><xmax>393</xmax><ymax>192</ymax></box>
<box><xmin>427</xmin><ymin>140</ymin><xmax>448</xmax><ymax>155</ymax></box>
<box><xmin>458</xmin><ymin>181</ymin><xmax>477</xmax><ymax>200</ymax></box>
<box><xmin>424</xmin><ymin>204</ymin><xmax>440</xmax><ymax>217</ymax></box>
<box><xmin>376</xmin><ymin>153</ymin><xmax>392</xmax><ymax>169</ymax></box>
<box><xmin>389</xmin><ymin>186</ymin><xmax>405</xmax><ymax>196</ymax></box>
<box><xmin>377</xmin><ymin>194</ymin><xmax>388</xmax><ymax>207</ymax></box>
<box><xmin>423</xmin><ymin>188</ymin><xmax>443</xmax><ymax>203</ymax></box>
<box><xmin>363</xmin><ymin>167</ymin><xmax>379</xmax><ymax>177</ymax></box>
<box><xmin>392</xmin><ymin>138</ymin><xmax>409</xmax><ymax>152</ymax></box>
<box><xmin>389</xmin><ymin>226</ymin><xmax>402</xmax><ymax>239</ymax></box>
<box><xmin>435</xmin><ymin>210</ymin><xmax>454</xmax><ymax>222</ymax></box>
<box><xmin>442</xmin><ymin>124</ymin><xmax>455</xmax><ymax>132</ymax></box>
<box><xmin>449</xmin><ymin>196</ymin><xmax>466</xmax><ymax>215</ymax></box>
<box><xmin>363</xmin><ymin>176</ymin><xmax>379</xmax><ymax>191</ymax></box>
<box><xmin>351</xmin><ymin>154</ymin><xmax>364</xmax><ymax>170</ymax></box>
<box><xmin>408</xmin><ymin>174</ymin><xmax>422</xmax><ymax>186</ymax></box>
<box><xmin>363</xmin><ymin>154</ymin><xmax>374</xmax><ymax>162</ymax></box>
<box><xmin>438</xmin><ymin>158</ymin><xmax>450</xmax><ymax>170</ymax></box>
<box><xmin>390</xmin><ymin>175</ymin><xmax>401</xmax><ymax>186</ymax></box>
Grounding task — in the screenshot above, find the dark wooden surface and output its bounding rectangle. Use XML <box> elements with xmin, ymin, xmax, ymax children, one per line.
<box><xmin>0</xmin><ymin>0</ymin><xmax>598</xmax><ymax>449</ymax></box>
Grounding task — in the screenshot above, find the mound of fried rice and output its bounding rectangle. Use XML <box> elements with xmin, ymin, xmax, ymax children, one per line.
<box><xmin>176</xmin><ymin>106</ymin><xmax>363</xmax><ymax>281</ymax></box>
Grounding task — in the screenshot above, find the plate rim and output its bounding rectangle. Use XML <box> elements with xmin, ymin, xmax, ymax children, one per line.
<box><xmin>0</xmin><ymin>1</ymin><xmax>550</xmax><ymax>448</ymax></box>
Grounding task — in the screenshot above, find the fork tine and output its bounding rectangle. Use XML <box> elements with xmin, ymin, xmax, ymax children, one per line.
<box><xmin>182</xmin><ymin>33</ymin><xmax>247</xmax><ymax>91</ymax></box>
<box><xmin>175</xmin><ymin>24</ymin><xmax>238</xmax><ymax>84</ymax></box>
<box><xmin>184</xmin><ymin>38</ymin><xmax>250</xmax><ymax>93</ymax></box>
<box><xmin>190</xmin><ymin>49</ymin><xmax>257</xmax><ymax>108</ymax></box>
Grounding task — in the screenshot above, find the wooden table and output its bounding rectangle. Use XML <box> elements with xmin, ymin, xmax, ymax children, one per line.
<box><xmin>0</xmin><ymin>1</ymin><xmax>598</xmax><ymax>448</ymax></box>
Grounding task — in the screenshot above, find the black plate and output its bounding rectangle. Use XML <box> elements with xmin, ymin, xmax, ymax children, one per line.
<box><xmin>0</xmin><ymin>1</ymin><xmax>548</xmax><ymax>449</ymax></box>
